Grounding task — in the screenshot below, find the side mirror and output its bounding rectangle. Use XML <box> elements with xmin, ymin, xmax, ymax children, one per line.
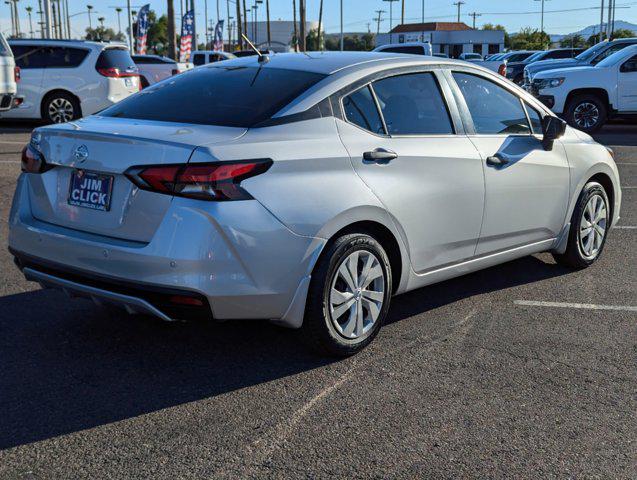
<box><xmin>541</xmin><ymin>116</ymin><xmax>567</xmax><ymax>151</ymax></box>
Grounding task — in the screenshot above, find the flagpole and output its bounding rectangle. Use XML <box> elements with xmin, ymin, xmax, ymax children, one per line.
<box><xmin>127</xmin><ymin>0</ymin><xmax>133</xmax><ymax>51</ymax></box>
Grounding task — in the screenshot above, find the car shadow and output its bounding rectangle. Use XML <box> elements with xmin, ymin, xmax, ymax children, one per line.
<box><xmin>0</xmin><ymin>254</ymin><xmax>572</xmax><ymax>450</ymax></box>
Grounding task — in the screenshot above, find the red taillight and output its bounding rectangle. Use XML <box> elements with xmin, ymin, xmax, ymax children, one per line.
<box><xmin>21</xmin><ymin>144</ymin><xmax>50</xmax><ymax>173</ymax></box>
<box><xmin>169</xmin><ymin>295</ymin><xmax>204</xmax><ymax>306</ymax></box>
<box><xmin>14</xmin><ymin>66</ymin><xmax>20</xmax><ymax>83</ymax></box>
<box><xmin>125</xmin><ymin>160</ymin><xmax>272</xmax><ymax>201</ymax></box>
<box><xmin>498</xmin><ymin>63</ymin><xmax>506</xmax><ymax>76</ymax></box>
<box><xmin>97</xmin><ymin>67</ymin><xmax>139</xmax><ymax>78</ymax></box>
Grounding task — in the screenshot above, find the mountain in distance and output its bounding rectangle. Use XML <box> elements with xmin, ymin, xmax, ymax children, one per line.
<box><xmin>550</xmin><ymin>21</ymin><xmax>637</xmax><ymax>42</ymax></box>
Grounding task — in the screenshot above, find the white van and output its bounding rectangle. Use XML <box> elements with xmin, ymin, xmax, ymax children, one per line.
<box><xmin>0</xmin><ymin>32</ymin><xmax>17</xmax><ymax>111</ymax></box>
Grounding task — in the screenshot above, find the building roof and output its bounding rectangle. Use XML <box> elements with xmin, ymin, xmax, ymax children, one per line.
<box><xmin>390</xmin><ymin>22</ymin><xmax>473</xmax><ymax>33</ymax></box>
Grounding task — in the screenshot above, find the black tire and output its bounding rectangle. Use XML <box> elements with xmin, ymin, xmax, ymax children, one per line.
<box><xmin>140</xmin><ymin>76</ymin><xmax>150</xmax><ymax>89</ymax></box>
<box><xmin>42</xmin><ymin>92</ymin><xmax>81</xmax><ymax>124</ymax></box>
<box><xmin>553</xmin><ymin>182</ymin><xmax>610</xmax><ymax>268</ymax></box>
<box><xmin>564</xmin><ymin>94</ymin><xmax>607</xmax><ymax>133</ymax></box>
<box><xmin>302</xmin><ymin>233</ymin><xmax>392</xmax><ymax>357</ymax></box>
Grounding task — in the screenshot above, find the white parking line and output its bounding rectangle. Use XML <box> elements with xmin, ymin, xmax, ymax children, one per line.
<box><xmin>0</xmin><ymin>140</ymin><xmax>28</xmax><ymax>145</ymax></box>
<box><xmin>614</xmin><ymin>225</ymin><xmax>637</xmax><ymax>229</ymax></box>
<box><xmin>616</xmin><ymin>162</ymin><xmax>637</xmax><ymax>165</ymax></box>
<box><xmin>0</xmin><ymin>160</ymin><xmax>20</xmax><ymax>164</ymax></box>
<box><xmin>515</xmin><ymin>300</ymin><xmax>637</xmax><ymax>312</ymax></box>
<box><xmin>622</xmin><ymin>186</ymin><xmax>637</xmax><ymax>189</ymax></box>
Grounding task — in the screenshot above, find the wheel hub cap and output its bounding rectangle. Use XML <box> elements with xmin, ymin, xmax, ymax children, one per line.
<box><xmin>579</xmin><ymin>194</ymin><xmax>607</xmax><ymax>259</ymax></box>
<box><xmin>329</xmin><ymin>250</ymin><xmax>385</xmax><ymax>340</ymax></box>
<box><xmin>48</xmin><ymin>98</ymin><xmax>74</xmax><ymax>123</ymax></box>
<box><xmin>573</xmin><ymin>102</ymin><xmax>599</xmax><ymax>129</ymax></box>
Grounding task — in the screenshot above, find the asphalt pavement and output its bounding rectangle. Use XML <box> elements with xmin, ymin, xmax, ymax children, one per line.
<box><xmin>0</xmin><ymin>123</ymin><xmax>635</xmax><ymax>479</ymax></box>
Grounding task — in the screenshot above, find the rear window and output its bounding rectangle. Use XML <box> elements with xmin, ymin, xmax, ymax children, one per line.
<box><xmin>192</xmin><ymin>53</ymin><xmax>206</xmax><ymax>65</ymax></box>
<box><xmin>101</xmin><ymin>66</ymin><xmax>326</xmax><ymax>127</ymax></box>
<box><xmin>96</xmin><ymin>48</ymin><xmax>137</xmax><ymax>71</ymax></box>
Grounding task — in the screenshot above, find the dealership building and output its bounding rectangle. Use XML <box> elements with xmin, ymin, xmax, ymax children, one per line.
<box><xmin>376</xmin><ymin>22</ymin><xmax>505</xmax><ymax>58</ymax></box>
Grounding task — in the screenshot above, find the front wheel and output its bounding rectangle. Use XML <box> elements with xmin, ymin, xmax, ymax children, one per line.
<box><xmin>565</xmin><ymin>94</ymin><xmax>607</xmax><ymax>133</ymax></box>
<box><xmin>302</xmin><ymin>233</ymin><xmax>392</xmax><ymax>357</ymax></box>
<box><xmin>553</xmin><ymin>182</ymin><xmax>610</xmax><ymax>268</ymax></box>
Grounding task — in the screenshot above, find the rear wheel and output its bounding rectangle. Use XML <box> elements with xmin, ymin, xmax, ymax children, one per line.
<box><xmin>302</xmin><ymin>233</ymin><xmax>392</xmax><ymax>357</ymax></box>
<box><xmin>553</xmin><ymin>182</ymin><xmax>610</xmax><ymax>268</ymax></box>
<box><xmin>43</xmin><ymin>92</ymin><xmax>80</xmax><ymax>124</ymax></box>
<box><xmin>565</xmin><ymin>94</ymin><xmax>607</xmax><ymax>133</ymax></box>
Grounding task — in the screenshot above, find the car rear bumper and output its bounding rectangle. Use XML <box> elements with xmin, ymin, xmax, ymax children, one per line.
<box><xmin>9</xmin><ymin>174</ymin><xmax>325</xmax><ymax>325</ymax></box>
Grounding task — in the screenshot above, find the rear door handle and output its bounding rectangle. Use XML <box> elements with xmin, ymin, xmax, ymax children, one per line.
<box><xmin>363</xmin><ymin>148</ymin><xmax>398</xmax><ymax>163</ymax></box>
<box><xmin>486</xmin><ymin>153</ymin><xmax>511</xmax><ymax>167</ymax></box>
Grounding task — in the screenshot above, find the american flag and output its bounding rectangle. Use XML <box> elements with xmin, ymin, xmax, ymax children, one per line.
<box><xmin>180</xmin><ymin>10</ymin><xmax>195</xmax><ymax>63</ymax></box>
<box><xmin>135</xmin><ymin>4</ymin><xmax>151</xmax><ymax>54</ymax></box>
<box><xmin>213</xmin><ymin>20</ymin><xmax>225</xmax><ymax>51</ymax></box>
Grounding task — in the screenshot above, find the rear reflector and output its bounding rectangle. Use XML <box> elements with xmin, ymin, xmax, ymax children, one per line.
<box><xmin>21</xmin><ymin>144</ymin><xmax>51</xmax><ymax>174</ymax></box>
<box><xmin>125</xmin><ymin>160</ymin><xmax>272</xmax><ymax>201</ymax></box>
<box><xmin>169</xmin><ymin>295</ymin><xmax>204</xmax><ymax>306</ymax></box>
<box><xmin>14</xmin><ymin>66</ymin><xmax>20</xmax><ymax>83</ymax></box>
<box><xmin>498</xmin><ymin>63</ymin><xmax>506</xmax><ymax>76</ymax></box>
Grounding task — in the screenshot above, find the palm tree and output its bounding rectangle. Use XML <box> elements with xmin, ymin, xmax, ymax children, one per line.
<box><xmin>167</xmin><ymin>0</ymin><xmax>176</xmax><ymax>59</ymax></box>
<box><xmin>292</xmin><ymin>0</ymin><xmax>298</xmax><ymax>51</ymax></box>
<box><xmin>265</xmin><ymin>0</ymin><xmax>271</xmax><ymax>47</ymax></box>
<box><xmin>98</xmin><ymin>16</ymin><xmax>105</xmax><ymax>28</ymax></box>
<box><xmin>235</xmin><ymin>0</ymin><xmax>243</xmax><ymax>48</ymax></box>
<box><xmin>25</xmin><ymin>5</ymin><xmax>34</xmax><ymax>38</ymax></box>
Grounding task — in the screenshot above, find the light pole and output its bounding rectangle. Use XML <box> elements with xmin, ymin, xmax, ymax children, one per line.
<box><xmin>599</xmin><ymin>0</ymin><xmax>605</xmax><ymax>41</ymax></box>
<box><xmin>339</xmin><ymin>0</ymin><xmax>343</xmax><ymax>51</ymax></box>
<box><xmin>5</xmin><ymin>1</ymin><xmax>15</xmax><ymax>37</ymax></box>
<box><xmin>127</xmin><ymin>0</ymin><xmax>133</xmax><ymax>51</ymax></box>
<box><xmin>13</xmin><ymin>0</ymin><xmax>22</xmax><ymax>37</ymax></box>
<box><xmin>383</xmin><ymin>0</ymin><xmax>399</xmax><ymax>43</ymax></box>
<box><xmin>533</xmin><ymin>0</ymin><xmax>550</xmax><ymax>34</ymax></box>
<box><xmin>453</xmin><ymin>1</ymin><xmax>465</xmax><ymax>23</ymax></box>
<box><xmin>421</xmin><ymin>0</ymin><xmax>425</xmax><ymax>23</ymax></box>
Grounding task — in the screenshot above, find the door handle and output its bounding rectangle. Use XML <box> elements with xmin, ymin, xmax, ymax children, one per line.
<box><xmin>486</xmin><ymin>153</ymin><xmax>510</xmax><ymax>167</ymax></box>
<box><xmin>363</xmin><ymin>148</ymin><xmax>398</xmax><ymax>163</ymax></box>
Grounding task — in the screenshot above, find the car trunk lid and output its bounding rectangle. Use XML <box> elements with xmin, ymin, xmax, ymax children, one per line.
<box><xmin>27</xmin><ymin>116</ymin><xmax>246</xmax><ymax>243</ymax></box>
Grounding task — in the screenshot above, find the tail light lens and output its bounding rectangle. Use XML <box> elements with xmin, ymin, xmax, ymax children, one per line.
<box><xmin>498</xmin><ymin>63</ymin><xmax>506</xmax><ymax>76</ymax></box>
<box><xmin>14</xmin><ymin>66</ymin><xmax>20</xmax><ymax>82</ymax></box>
<box><xmin>97</xmin><ymin>67</ymin><xmax>139</xmax><ymax>78</ymax></box>
<box><xmin>21</xmin><ymin>144</ymin><xmax>52</xmax><ymax>174</ymax></box>
<box><xmin>125</xmin><ymin>160</ymin><xmax>272</xmax><ymax>201</ymax></box>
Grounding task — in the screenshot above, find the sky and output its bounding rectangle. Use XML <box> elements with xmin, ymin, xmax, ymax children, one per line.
<box><xmin>2</xmin><ymin>0</ymin><xmax>636</xmax><ymax>41</ymax></box>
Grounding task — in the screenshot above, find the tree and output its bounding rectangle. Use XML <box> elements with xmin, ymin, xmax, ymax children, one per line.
<box><xmin>560</xmin><ymin>34</ymin><xmax>586</xmax><ymax>48</ymax></box>
<box><xmin>147</xmin><ymin>13</ymin><xmax>169</xmax><ymax>55</ymax></box>
<box><xmin>509</xmin><ymin>27</ymin><xmax>550</xmax><ymax>50</ymax></box>
<box><xmin>85</xmin><ymin>27</ymin><xmax>126</xmax><ymax>42</ymax></box>
<box><xmin>167</xmin><ymin>0</ymin><xmax>176</xmax><ymax>60</ymax></box>
<box><xmin>306</xmin><ymin>28</ymin><xmax>323</xmax><ymax>50</ymax></box>
<box><xmin>324</xmin><ymin>33</ymin><xmax>375</xmax><ymax>51</ymax></box>
<box><xmin>611</xmin><ymin>28</ymin><xmax>635</xmax><ymax>40</ymax></box>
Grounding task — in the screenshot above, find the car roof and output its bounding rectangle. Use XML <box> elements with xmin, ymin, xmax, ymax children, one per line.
<box><xmin>209</xmin><ymin>51</ymin><xmax>453</xmax><ymax>75</ymax></box>
<box><xmin>8</xmin><ymin>38</ymin><xmax>126</xmax><ymax>50</ymax></box>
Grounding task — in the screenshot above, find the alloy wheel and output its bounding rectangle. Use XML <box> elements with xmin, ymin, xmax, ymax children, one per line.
<box><xmin>573</xmin><ymin>102</ymin><xmax>600</xmax><ymax>130</ymax></box>
<box><xmin>579</xmin><ymin>194</ymin><xmax>607</xmax><ymax>259</ymax></box>
<box><xmin>329</xmin><ymin>250</ymin><xmax>385</xmax><ymax>340</ymax></box>
<box><xmin>48</xmin><ymin>98</ymin><xmax>75</xmax><ymax>123</ymax></box>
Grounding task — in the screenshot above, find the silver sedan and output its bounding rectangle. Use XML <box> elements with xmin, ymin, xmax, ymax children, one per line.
<box><xmin>9</xmin><ymin>52</ymin><xmax>621</xmax><ymax>356</ymax></box>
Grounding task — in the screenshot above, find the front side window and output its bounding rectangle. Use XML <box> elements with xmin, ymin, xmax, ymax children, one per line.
<box><xmin>452</xmin><ymin>72</ymin><xmax>531</xmax><ymax>135</ymax></box>
<box><xmin>525</xmin><ymin>102</ymin><xmax>544</xmax><ymax>134</ymax></box>
<box><xmin>620</xmin><ymin>55</ymin><xmax>637</xmax><ymax>73</ymax></box>
<box><xmin>593</xmin><ymin>43</ymin><xmax>633</xmax><ymax>64</ymax></box>
<box><xmin>372</xmin><ymin>72</ymin><xmax>453</xmax><ymax>135</ymax></box>
<box><xmin>342</xmin><ymin>86</ymin><xmax>385</xmax><ymax>135</ymax></box>
<box><xmin>101</xmin><ymin>66</ymin><xmax>326</xmax><ymax>127</ymax></box>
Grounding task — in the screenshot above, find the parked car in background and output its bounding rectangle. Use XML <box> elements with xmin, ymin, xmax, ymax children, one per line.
<box><xmin>524</xmin><ymin>38</ymin><xmax>637</xmax><ymax>86</ymax></box>
<box><xmin>190</xmin><ymin>50</ymin><xmax>236</xmax><ymax>66</ymax></box>
<box><xmin>0</xmin><ymin>32</ymin><xmax>18</xmax><ymax>111</ymax></box>
<box><xmin>498</xmin><ymin>50</ymin><xmax>539</xmax><ymax>63</ymax></box>
<box><xmin>458</xmin><ymin>52</ymin><xmax>482</xmax><ymax>60</ymax></box>
<box><xmin>373</xmin><ymin>42</ymin><xmax>433</xmax><ymax>56</ymax></box>
<box><xmin>9</xmin><ymin>52</ymin><xmax>620</xmax><ymax>356</ymax></box>
<box><xmin>506</xmin><ymin>48</ymin><xmax>585</xmax><ymax>85</ymax></box>
<box><xmin>376</xmin><ymin>43</ymin><xmax>505</xmax><ymax>75</ymax></box>
<box><xmin>132</xmin><ymin>54</ymin><xmax>181</xmax><ymax>88</ymax></box>
<box><xmin>1</xmin><ymin>39</ymin><xmax>139</xmax><ymax>123</ymax></box>
<box><xmin>433</xmin><ymin>52</ymin><xmax>449</xmax><ymax>58</ymax></box>
<box><xmin>530</xmin><ymin>44</ymin><xmax>637</xmax><ymax>132</ymax></box>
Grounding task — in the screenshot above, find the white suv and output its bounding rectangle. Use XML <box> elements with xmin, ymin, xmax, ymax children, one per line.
<box><xmin>2</xmin><ymin>39</ymin><xmax>139</xmax><ymax>123</ymax></box>
<box><xmin>0</xmin><ymin>32</ymin><xmax>18</xmax><ymax>111</ymax></box>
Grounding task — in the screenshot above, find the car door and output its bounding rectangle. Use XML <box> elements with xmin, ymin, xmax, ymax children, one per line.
<box><xmin>43</xmin><ymin>46</ymin><xmax>89</xmax><ymax>90</ymax></box>
<box><xmin>4</xmin><ymin>44</ymin><xmax>45</xmax><ymax>118</ymax></box>
<box><xmin>618</xmin><ymin>54</ymin><xmax>637</xmax><ymax>111</ymax></box>
<box><xmin>446</xmin><ymin>69</ymin><xmax>570</xmax><ymax>255</ymax></box>
<box><xmin>336</xmin><ymin>69</ymin><xmax>485</xmax><ymax>273</ymax></box>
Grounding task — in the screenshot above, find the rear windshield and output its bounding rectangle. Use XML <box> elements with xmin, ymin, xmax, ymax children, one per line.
<box><xmin>101</xmin><ymin>65</ymin><xmax>326</xmax><ymax>127</ymax></box>
<box><xmin>381</xmin><ymin>46</ymin><xmax>423</xmax><ymax>55</ymax></box>
<box><xmin>96</xmin><ymin>48</ymin><xmax>137</xmax><ymax>71</ymax></box>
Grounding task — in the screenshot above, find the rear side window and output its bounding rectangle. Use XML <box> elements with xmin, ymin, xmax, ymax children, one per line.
<box><xmin>11</xmin><ymin>45</ymin><xmax>49</xmax><ymax>69</ymax></box>
<box><xmin>192</xmin><ymin>53</ymin><xmax>206</xmax><ymax>66</ymax></box>
<box><xmin>372</xmin><ymin>72</ymin><xmax>453</xmax><ymax>135</ymax></box>
<box><xmin>101</xmin><ymin>66</ymin><xmax>326</xmax><ymax>127</ymax></box>
<box><xmin>45</xmin><ymin>47</ymin><xmax>89</xmax><ymax>68</ymax></box>
<box><xmin>593</xmin><ymin>43</ymin><xmax>634</xmax><ymax>64</ymax></box>
<box><xmin>452</xmin><ymin>72</ymin><xmax>530</xmax><ymax>135</ymax></box>
<box><xmin>342</xmin><ymin>86</ymin><xmax>384</xmax><ymax>135</ymax></box>
<box><xmin>380</xmin><ymin>46</ymin><xmax>424</xmax><ymax>55</ymax></box>
<box><xmin>96</xmin><ymin>48</ymin><xmax>136</xmax><ymax>72</ymax></box>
